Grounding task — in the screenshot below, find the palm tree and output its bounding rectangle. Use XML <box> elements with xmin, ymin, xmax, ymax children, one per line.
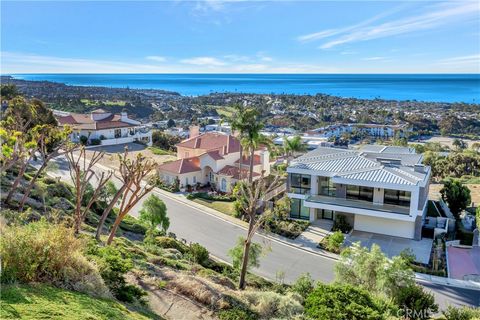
<box><xmin>240</xmin><ymin>109</ymin><xmax>264</xmax><ymax>183</ymax></box>
<box><xmin>230</xmin><ymin>105</ymin><xmax>264</xmax><ymax>182</ymax></box>
<box><xmin>283</xmin><ymin>135</ymin><xmax>306</xmax><ymax>165</ymax></box>
<box><xmin>229</xmin><ymin>104</ymin><xmax>248</xmax><ymax>180</ymax></box>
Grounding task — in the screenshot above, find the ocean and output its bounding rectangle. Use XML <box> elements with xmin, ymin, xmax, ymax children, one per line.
<box><xmin>9</xmin><ymin>73</ymin><xmax>480</xmax><ymax>103</ymax></box>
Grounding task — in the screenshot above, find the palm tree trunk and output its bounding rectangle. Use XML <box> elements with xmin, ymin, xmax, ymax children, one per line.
<box><xmin>239</xmin><ymin>220</ymin><xmax>254</xmax><ymax>289</ymax></box>
<box><xmin>249</xmin><ymin>148</ymin><xmax>254</xmax><ymax>183</ymax></box>
<box><xmin>238</xmin><ymin>145</ymin><xmax>243</xmax><ymax>180</ymax></box>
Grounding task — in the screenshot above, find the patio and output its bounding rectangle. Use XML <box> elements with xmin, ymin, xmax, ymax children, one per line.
<box><xmin>345</xmin><ymin>230</ymin><xmax>433</xmax><ymax>264</ymax></box>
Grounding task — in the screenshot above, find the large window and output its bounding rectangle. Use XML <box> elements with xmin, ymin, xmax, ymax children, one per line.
<box><xmin>289</xmin><ymin>173</ymin><xmax>311</xmax><ymax>194</ymax></box>
<box><xmin>319</xmin><ymin>176</ymin><xmax>336</xmax><ymax>197</ymax></box>
<box><xmin>384</xmin><ymin>189</ymin><xmax>411</xmax><ymax>207</ymax></box>
<box><xmin>346</xmin><ymin>185</ymin><xmax>374</xmax><ymax>202</ymax></box>
<box><xmin>290</xmin><ymin>198</ymin><xmax>310</xmax><ymax>220</ymax></box>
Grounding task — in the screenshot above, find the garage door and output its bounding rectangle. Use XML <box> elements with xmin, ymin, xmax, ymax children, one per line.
<box><xmin>354</xmin><ymin>215</ymin><xmax>415</xmax><ymax>239</ymax></box>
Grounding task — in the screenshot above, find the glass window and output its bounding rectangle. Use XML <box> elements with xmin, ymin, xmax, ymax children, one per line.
<box><xmin>384</xmin><ymin>189</ymin><xmax>411</xmax><ymax>207</ymax></box>
<box><xmin>289</xmin><ymin>173</ymin><xmax>311</xmax><ymax>194</ymax></box>
<box><xmin>346</xmin><ymin>185</ymin><xmax>373</xmax><ymax>202</ymax></box>
<box><xmin>290</xmin><ymin>198</ymin><xmax>310</xmax><ymax>220</ymax></box>
<box><xmin>319</xmin><ymin>176</ymin><xmax>336</xmax><ymax>197</ymax></box>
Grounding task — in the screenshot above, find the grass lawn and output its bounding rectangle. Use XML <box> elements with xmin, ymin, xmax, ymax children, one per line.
<box><xmin>214</xmin><ymin>106</ymin><xmax>235</xmax><ymax>118</ymax></box>
<box><xmin>148</xmin><ymin>146</ymin><xmax>174</xmax><ymax>156</ymax></box>
<box><xmin>192</xmin><ymin>198</ymin><xmax>235</xmax><ymax>216</ymax></box>
<box><xmin>0</xmin><ymin>284</ymin><xmax>154</xmax><ymax>320</ymax></box>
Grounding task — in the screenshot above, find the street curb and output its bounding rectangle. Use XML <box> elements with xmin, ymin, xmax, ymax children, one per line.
<box><xmin>415</xmin><ymin>273</ymin><xmax>480</xmax><ymax>291</ymax></box>
<box><xmin>152</xmin><ymin>188</ymin><xmax>340</xmax><ymax>262</ymax></box>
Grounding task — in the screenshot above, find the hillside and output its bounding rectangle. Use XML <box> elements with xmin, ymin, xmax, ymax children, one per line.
<box><xmin>0</xmin><ymin>284</ymin><xmax>157</xmax><ymax>320</ymax></box>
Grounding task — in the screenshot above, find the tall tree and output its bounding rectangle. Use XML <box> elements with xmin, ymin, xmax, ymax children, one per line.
<box><xmin>440</xmin><ymin>179</ymin><xmax>471</xmax><ymax>218</ymax></box>
<box><xmin>139</xmin><ymin>194</ymin><xmax>170</xmax><ymax>240</ymax></box>
<box><xmin>229</xmin><ymin>104</ymin><xmax>248</xmax><ymax>180</ymax></box>
<box><xmin>65</xmin><ymin>147</ymin><xmax>113</xmax><ymax>235</ymax></box>
<box><xmin>283</xmin><ymin>135</ymin><xmax>307</xmax><ymax>165</ymax></box>
<box><xmin>18</xmin><ymin>125</ymin><xmax>72</xmax><ymax>211</ymax></box>
<box><xmin>235</xmin><ymin>176</ymin><xmax>281</xmax><ymax>289</ymax></box>
<box><xmin>239</xmin><ymin>108</ymin><xmax>264</xmax><ymax>183</ymax></box>
<box><xmin>106</xmin><ymin>151</ymin><xmax>157</xmax><ymax>245</ymax></box>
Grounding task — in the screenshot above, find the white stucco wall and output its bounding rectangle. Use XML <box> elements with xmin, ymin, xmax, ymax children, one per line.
<box><xmin>159</xmin><ymin>171</ymin><xmax>203</xmax><ymax>188</ymax></box>
<box><xmin>354</xmin><ymin>215</ymin><xmax>415</xmax><ymax>239</ymax></box>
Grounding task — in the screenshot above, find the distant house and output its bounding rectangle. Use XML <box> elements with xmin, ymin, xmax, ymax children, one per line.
<box><xmin>56</xmin><ymin>109</ymin><xmax>152</xmax><ymax>146</ymax></box>
<box><xmin>306</xmin><ymin>123</ymin><xmax>411</xmax><ymax>139</ymax></box>
<box><xmin>157</xmin><ymin>126</ymin><xmax>270</xmax><ymax>192</ymax></box>
<box><xmin>286</xmin><ymin>145</ymin><xmax>431</xmax><ymax>240</ymax></box>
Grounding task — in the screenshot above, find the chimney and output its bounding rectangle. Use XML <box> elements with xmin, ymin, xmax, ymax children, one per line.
<box><xmin>120</xmin><ymin>112</ymin><xmax>128</xmax><ymax>121</ymax></box>
<box><xmin>189</xmin><ymin>125</ymin><xmax>200</xmax><ymax>138</ymax></box>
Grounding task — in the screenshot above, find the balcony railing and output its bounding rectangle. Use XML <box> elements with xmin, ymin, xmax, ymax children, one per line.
<box><xmin>305</xmin><ymin>195</ymin><xmax>410</xmax><ymax>215</ymax></box>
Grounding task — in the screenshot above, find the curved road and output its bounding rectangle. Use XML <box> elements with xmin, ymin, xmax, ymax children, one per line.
<box><xmin>48</xmin><ymin>155</ymin><xmax>479</xmax><ymax>309</ymax></box>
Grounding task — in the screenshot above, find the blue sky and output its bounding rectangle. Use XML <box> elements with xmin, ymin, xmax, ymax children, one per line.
<box><xmin>1</xmin><ymin>0</ymin><xmax>479</xmax><ymax>73</ymax></box>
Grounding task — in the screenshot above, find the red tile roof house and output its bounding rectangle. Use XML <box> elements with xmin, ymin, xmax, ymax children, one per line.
<box><xmin>56</xmin><ymin>109</ymin><xmax>152</xmax><ymax>146</ymax></box>
<box><xmin>157</xmin><ymin>127</ymin><xmax>270</xmax><ymax>192</ymax></box>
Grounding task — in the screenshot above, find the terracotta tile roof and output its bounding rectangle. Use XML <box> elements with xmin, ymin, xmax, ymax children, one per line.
<box><xmin>205</xmin><ymin>151</ymin><xmax>224</xmax><ymax>160</ymax></box>
<box><xmin>177</xmin><ymin>132</ymin><xmax>240</xmax><ymax>154</ymax></box>
<box><xmin>57</xmin><ymin>113</ymin><xmax>135</xmax><ymax>130</ymax></box>
<box><xmin>158</xmin><ymin>157</ymin><xmax>201</xmax><ymax>174</ymax></box>
<box><xmin>216</xmin><ymin>165</ymin><xmax>260</xmax><ymax>180</ymax></box>
<box><xmin>235</xmin><ymin>154</ymin><xmax>261</xmax><ymax>165</ymax></box>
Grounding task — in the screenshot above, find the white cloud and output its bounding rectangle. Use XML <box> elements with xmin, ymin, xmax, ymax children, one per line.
<box><xmin>180</xmin><ymin>56</ymin><xmax>226</xmax><ymax>66</ymax></box>
<box><xmin>362</xmin><ymin>56</ymin><xmax>387</xmax><ymax>61</ymax></box>
<box><xmin>0</xmin><ymin>52</ymin><xmax>175</xmax><ymax>73</ymax></box>
<box><xmin>436</xmin><ymin>54</ymin><xmax>480</xmax><ymax>69</ymax></box>
<box><xmin>297</xmin><ymin>4</ymin><xmax>407</xmax><ymax>43</ymax></box>
<box><xmin>298</xmin><ymin>2</ymin><xmax>479</xmax><ymax>49</ymax></box>
<box><xmin>145</xmin><ymin>55</ymin><xmax>167</xmax><ymax>62</ymax></box>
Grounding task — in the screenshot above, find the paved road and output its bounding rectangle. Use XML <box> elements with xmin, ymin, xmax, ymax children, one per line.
<box><xmin>47</xmin><ymin>155</ymin><xmax>479</xmax><ymax>308</ymax></box>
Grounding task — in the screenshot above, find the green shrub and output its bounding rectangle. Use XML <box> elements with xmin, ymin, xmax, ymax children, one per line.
<box><xmin>332</xmin><ymin>214</ymin><xmax>351</xmax><ymax>233</ymax></box>
<box><xmin>218</xmin><ymin>307</ymin><xmax>257</xmax><ymax>320</ymax></box>
<box><xmin>90</xmin><ymin>138</ymin><xmax>101</xmax><ymax>145</ymax></box>
<box><xmin>241</xmin><ymin>291</ymin><xmax>303</xmax><ymax>319</ymax></box>
<box><xmin>394</xmin><ymin>285</ymin><xmax>438</xmax><ymax>320</ymax></box>
<box><xmin>442</xmin><ymin>305</ymin><xmax>480</xmax><ymax>320</ymax></box>
<box><xmin>305</xmin><ymin>284</ymin><xmax>385</xmax><ymax>320</ymax></box>
<box><xmin>186</xmin><ymin>243</ymin><xmax>210</xmax><ymax>266</ymax></box>
<box><xmin>154</xmin><ymin>236</ymin><xmax>188</xmax><ymax>254</ymax></box>
<box><xmin>119</xmin><ymin>215</ymin><xmax>148</xmax><ymax>235</ymax></box>
<box><xmin>319</xmin><ymin>231</ymin><xmax>344</xmax><ymax>253</ymax></box>
<box><xmin>0</xmin><ymin>220</ymin><xmax>109</xmax><ymax>298</ymax></box>
<box><xmin>188</xmin><ymin>192</ymin><xmax>234</xmax><ymax>202</ymax></box>
<box><xmin>79</xmin><ymin>135</ymin><xmax>88</xmax><ymax>145</ymax></box>
<box><xmin>86</xmin><ymin>244</ymin><xmax>145</xmax><ymax>303</ymax></box>
<box><xmin>290</xmin><ymin>273</ymin><xmax>315</xmax><ymax>299</ymax></box>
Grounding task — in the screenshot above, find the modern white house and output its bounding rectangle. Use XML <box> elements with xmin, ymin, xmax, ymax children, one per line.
<box><xmin>56</xmin><ymin>109</ymin><xmax>152</xmax><ymax>146</ymax></box>
<box><xmin>286</xmin><ymin>145</ymin><xmax>431</xmax><ymax>240</ymax></box>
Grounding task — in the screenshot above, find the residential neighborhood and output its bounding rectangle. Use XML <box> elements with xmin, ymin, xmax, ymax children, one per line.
<box><xmin>2</xmin><ymin>0</ymin><xmax>479</xmax><ymax>318</ymax></box>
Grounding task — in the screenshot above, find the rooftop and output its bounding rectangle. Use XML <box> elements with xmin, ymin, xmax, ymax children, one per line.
<box><xmin>57</xmin><ymin>111</ymin><xmax>137</xmax><ymax>130</ymax></box>
<box><xmin>158</xmin><ymin>157</ymin><xmax>201</xmax><ymax>174</ymax></box>
<box><xmin>176</xmin><ymin>132</ymin><xmax>240</xmax><ymax>154</ymax></box>
<box><xmin>289</xmin><ymin>145</ymin><xmax>429</xmax><ymax>186</ymax></box>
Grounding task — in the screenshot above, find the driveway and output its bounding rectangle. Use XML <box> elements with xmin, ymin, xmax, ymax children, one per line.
<box><xmin>345</xmin><ymin>230</ymin><xmax>433</xmax><ymax>264</ymax></box>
